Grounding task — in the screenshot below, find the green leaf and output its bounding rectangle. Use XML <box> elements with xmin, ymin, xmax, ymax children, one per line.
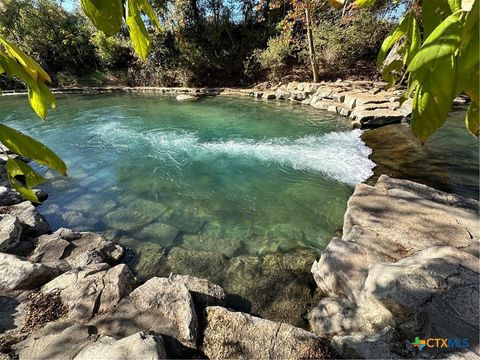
<box><xmin>381</xmin><ymin>58</ymin><xmax>403</xmax><ymax>86</ymax></box>
<box><xmin>377</xmin><ymin>12</ymin><xmax>414</xmax><ymax>68</ymax></box>
<box><xmin>456</xmin><ymin>0</ymin><xmax>478</xmax><ymax>98</ymax></box>
<box><xmin>448</xmin><ymin>0</ymin><xmax>462</xmax><ymax>12</ymax></box>
<box><xmin>411</xmin><ymin>56</ymin><xmax>457</xmax><ymax>143</ymax></box>
<box><xmin>80</xmin><ymin>0</ymin><xmax>123</xmax><ymax>37</ymax></box>
<box><xmin>407</xmin><ymin>14</ymin><xmax>462</xmax><ymax>72</ymax></box>
<box><xmin>422</xmin><ymin>0</ymin><xmax>452</xmax><ymax>38</ymax></box>
<box><xmin>405</xmin><ymin>15</ymin><xmax>421</xmax><ymax>66</ymax></box>
<box><xmin>0</xmin><ymin>124</ymin><xmax>67</xmax><ymax>176</ymax></box>
<box><xmin>466</xmin><ymin>101</ymin><xmax>479</xmax><ymax>136</ymax></box>
<box><xmin>6</xmin><ymin>158</ymin><xmax>45</xmax><ymax>204</ymax></box>
<box><xmin>127</xmin><ymin>0</ymin><xmax>151</xmax><ymax>59</ymax></box>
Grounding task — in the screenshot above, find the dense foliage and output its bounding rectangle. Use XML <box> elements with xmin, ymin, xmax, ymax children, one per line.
<box><xmin>0</xmin><ymin>0</ymin><xmax>398</xmax><ymax>86</ymax></box>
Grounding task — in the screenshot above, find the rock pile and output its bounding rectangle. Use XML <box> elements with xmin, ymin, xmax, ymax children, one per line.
<box><xmin>253</xmin><ymin>80</ymin><xmax>412</xmax><ymax>128</ymax></box>
<box><xmin>309</xmin><ymin>175</ymin><xmax>479</xmax><ymax>358</ymax></box>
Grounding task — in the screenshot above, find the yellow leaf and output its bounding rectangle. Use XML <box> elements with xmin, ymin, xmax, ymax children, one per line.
<box><xmin>0</xmin><ymin>36</ymin><xmax>51</xmax><ymax>83</ymax></box>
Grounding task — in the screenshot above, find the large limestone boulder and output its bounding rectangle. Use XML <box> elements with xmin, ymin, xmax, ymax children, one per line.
<box><xmin>0</xmin><ymin>201</ymin><xmax>50</xmax><ymax>237</ymax></box>
<box><xmin>0</xmin><ymin>253</ymin><xmax>57</xmax><ymax>291</ymax></box>
<box><xmin>74</xmin><ymin>331</ymin><xmax>167</xmax><ymax>360</ymax></box>
<box><xmin>41</xmin><ymin>263</ymin><xmax>135</xmax><ymax>321</ymax></box>
<box><xmin>309</xmin><ymin>176</ymin><xmax>480</xmax><ymax>358</ymax></box>
<box><xmin>312</xmin><ymin>176</ymin><xmax>479</xmax><ymax>302</ymax></box>
<box><xmin>361</xmin><ymin>246</ymin><xmax>479</xmax><ymax>341</ymax></box>
<box><xmin>202</xmin><ymin>306</ymin><xmax>336</xmax><ymax>359</ymax></box>
<box><xmin>93</xmin><ymin>277</ymin><xmax>198</xmax><ymax>350</ymax></box>
<box><xmin>29</xmin><ymin>229</ymin><xmax>124</xmax><ymax>270</ymax></box>
<box><xmin>0</xmin><ymin>214</ymin><xmax>22</xmax><ymax>252</ymax></box>
<box><xmin>350</xmin><ymin>108</ymin><xmax>405</xmax><ymax>126</ymax></box>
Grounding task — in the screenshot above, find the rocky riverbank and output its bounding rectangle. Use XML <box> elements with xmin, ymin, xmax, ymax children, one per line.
<box><xmin>1</xmin><ymin>80</ymin><xmax>416</xmax><ymax>129</ymax></box>
<box><xmin>0</xmin><ymin>171</ymin><xmax>478</xmax><ymax>359</ymax></box>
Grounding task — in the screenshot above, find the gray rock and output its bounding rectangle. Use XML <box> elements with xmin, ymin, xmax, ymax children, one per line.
<box><xmin>93</xmin><ymin>277</ymin><xmax>198</xmax><ymax>349</ymax></box>
<box><xmin>332</xmin><ymin>326</ymin><xmax>407</xmax><ymax>359</ymax></box>
<box><xmin>309</xmin><ymin>176</ymin><xmax>480</xmax><ymax>357</ymax></box>
<box><xmin>275</xmin><ymin>89</ymin><xmax>291</xmax><ymax>100</ymax></box>
<box><xmin>361</xmin><ymin>246</ymin><xmax>479</xmax><ymax>341</ymax></box>
<box><xmin>0</xmin><ymin>253</ymin><xmax>57</xmax><ymax>291</ymax></box>
<box><xmin>15</xmin><ymin>322</ymin><xmax>98</xmax><ymax>360</ymax></box>
<box><xmin>29</xmin><ymin>229</ymin><xmax>124</xmax><ymax>270</ymax></box>
<box><xmin>169</xmin><ymin>273</ymin><xmax>226</xmax><ymax>307</ymax></box>
<box><xmin>0</xmin><ymin>201</ymin><xmax>50</xmax><ymax>237</ymax></box>
<box><xmin>308</xmin><ymin>297</ymin><xmax>372</xmax><ymax>337</ymax></box>
<box><xmin>343</xmin><ymin>181</ymin><xmax>477</xmax><ymax>257</ymax></box>
<box><xmin>311</xmin><ymin>99</ymin><xmax>334</xmax><ymax>110</ymax></box>
<box><xmin>74</xmin><ymin>331</ymin><xmax>167</xmax><ymax>360</ymax></box>
<box><xmin>0</xmin><ymin>214</ymin><xmax>22</xmax><ymax>252</ymax></box>
<box><xmin>350</xmin><ymin>108</ymin><xmax>405</xmax><ymax>126</ymax></box>
<box><xmin>262</xmin><ymin>92</ymin><xmax>276</xmax><ymax>100</ymax></box>
<box><xmin>42</xmin><ymin>263</ymin><xmax>135</xmax><ymax>321</ymax></box>
<box><xmin>203</xmin><ymin>306</ymin><xmax>336</xmax><ymax>360</ymax></box>
<box><xmin>0</xmin><ymin>186</ymin><xmax>22</xmax><ymax>206</ymax></box>
<box><xmin>176</xmin><ymin>94</ymin><xmax>198</xmax><ymax>101</ymax></box>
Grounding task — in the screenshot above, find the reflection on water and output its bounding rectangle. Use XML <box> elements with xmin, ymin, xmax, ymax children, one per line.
<box><xmin>362</xmin><ymin>107</ymin><xmax>479</xmax><ymax>200</ymax></box>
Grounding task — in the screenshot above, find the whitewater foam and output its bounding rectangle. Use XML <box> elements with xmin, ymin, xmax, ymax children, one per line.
<box><xmin>94</xmin><ymin>123</ymin><xmax>375</xmax><ymax>185</ymax></box>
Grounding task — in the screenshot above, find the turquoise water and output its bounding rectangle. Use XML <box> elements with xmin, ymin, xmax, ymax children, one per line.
<box><xmin>0</xmin><ymin>94</ymin><xmax>373</xmax><ymax>257</ymax></box>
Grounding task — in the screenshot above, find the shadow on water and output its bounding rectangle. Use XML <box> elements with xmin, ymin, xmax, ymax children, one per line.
<box><xmin>362</xmin><ymin>107</ymin><xmax>479</xmax><ymax>200</ymax></box>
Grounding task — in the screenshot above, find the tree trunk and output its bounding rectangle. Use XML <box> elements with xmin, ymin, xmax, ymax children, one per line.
<box><xmin>305</xmin><ymin>7</ymin><xmax>319</xmax><ymax>83</ymax></box>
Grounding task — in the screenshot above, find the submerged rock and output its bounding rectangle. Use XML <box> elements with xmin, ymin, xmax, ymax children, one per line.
<box><xmin>136</xmin><ymin>223</ymin><xmax>179</xmax><ymax>247</ymax></box>
<box><xmin>202</xmin><ymin>306</ymin><xmax>336</xmax><ymax>359</ymax></box>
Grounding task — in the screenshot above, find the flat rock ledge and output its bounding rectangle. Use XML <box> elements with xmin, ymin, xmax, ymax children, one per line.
<box><xmin>309</xmin><ymin>175</ymin><xmax>480</xmax><ymax>359</ymax></box>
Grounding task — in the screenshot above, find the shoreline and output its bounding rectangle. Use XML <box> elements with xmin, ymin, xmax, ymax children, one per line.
<box><xmin>1</xmin><ymin>80</ymin><xmax>415</xmax><ymax>129</ymax></box>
